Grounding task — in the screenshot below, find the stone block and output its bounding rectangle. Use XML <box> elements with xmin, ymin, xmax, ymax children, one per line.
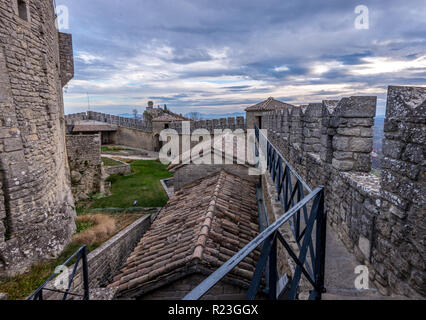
<box><xmin>382</xmin><ymin>139</ymin><xmax>404</xmax><ymax>159</ymax></box>
<box><xmin>358</xmin><ymin>235</ymin><xmax>370</xmax><ymax>260</ymax></box>
<box><xmin>332</xmin><ymin>136</ymin><xmax>349</xmax><ymax>151</ymax></box>
<box><xmin>350</xmin><ymin>138</ymin><xmax>373</xmax><ymax>153</ymax></box>
<box><xmin>332</xmin><ymin>159</ymin><xmax>354</xmax><ymax>171</ymax></box>
<box><xmin>335</xmin><ymin>96</ymin><xmax>377</xmax><ymax>118</ymax></box>
<box><xmin>401</xmin><ymin>143</ymin><xmax>423</xmax><ymax>164</ymax></box>
<box><xmin>333</xmin><ymin>151</ymin><xmax>353</xmax><ymax>160</ymax></box>
<box><xmin>386</xmin><ymin>86</ymin><xmax>426</xmax><ymax>118</ymax></box>
<box><xmin>336</xmin><ymin>127</ymin><xmax>360</xmax><ymax>136</ymax></box>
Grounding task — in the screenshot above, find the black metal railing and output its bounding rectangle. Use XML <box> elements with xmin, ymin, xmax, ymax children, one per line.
<box><xmin>27</xmin><ymin>245</ymin><xmax>90</xmax><ymax>300</ymax></box>
<box><xmin>183</xmin><ymin>126</ymin><xmax>327</xmax><ymax>300</ymax></box>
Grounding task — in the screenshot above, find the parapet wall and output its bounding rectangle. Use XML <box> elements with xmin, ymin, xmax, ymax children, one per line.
<box><xmin>169</xmin><ymin>117</ymin><xmax>246</xmax><ymax>133</ymax></box>
<box><xmin>65</xmin><ymin>112</ymin><xmax>246</xmax><ymax>133</ymax></box>
<box><xmin>261</xmin><ymin>86</ymin><xmax>425</xmax><ymax>298</ymax></box>
<box><xmin>65</xmin><ymin>112</ymin><xmax>153</xmax><ymax>132</ymax></box>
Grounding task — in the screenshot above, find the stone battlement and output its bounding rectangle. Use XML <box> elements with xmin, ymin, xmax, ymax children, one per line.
<box><xmin>65</xmin><ymin>112</ymin><xmax>246</xmax><ymax>133</ymax></box>
<box><xmin>257</xmin><ymin>86</ymin><xmax>425</xmax><ymax>298</ymax></box>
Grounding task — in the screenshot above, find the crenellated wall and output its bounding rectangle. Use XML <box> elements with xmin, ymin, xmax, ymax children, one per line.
<box><xmin>0</xmin><ymin>0</ymin><xmax>76</xmax><ymax>276</ymax></box>
<box><xmin>65</xmin><ymin>112</ymin><xmax>246</xmax><ymax>134</ymax></box>
<box><xmin>259</xmin><ymin>86</ymin><xmax>425</xmax><ymax>298</ymax></box>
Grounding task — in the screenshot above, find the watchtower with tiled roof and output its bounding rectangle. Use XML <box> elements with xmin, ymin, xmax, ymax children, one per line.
<box><xmin>245</xmin><ymin>97</ymin><xmax>295</xmax><ymax>129</ymax></box>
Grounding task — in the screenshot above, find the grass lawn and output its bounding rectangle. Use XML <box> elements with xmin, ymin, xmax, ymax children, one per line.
<box><xmin>102</xmin><ymin>157</ymin><xmax>124</xmax><ymax>167</ymax></box>
<box><xmin>90</xmin><ymin>160</ymin><xmax>172</xmax><ymax>209</ymax></box>
<box><xmin>101</xmin><ymin>146</ymin><xmax>132</xmax><ymax>153</ymax></box>
<box><xmin>0</xmin><ymin>242</ymin><xmax>100</xmax><ymax>300</ymax></box>
<box><xmin>0</xmin><ymin>211</ymin><xmax>144</xmax><ymax>300</ymax></box>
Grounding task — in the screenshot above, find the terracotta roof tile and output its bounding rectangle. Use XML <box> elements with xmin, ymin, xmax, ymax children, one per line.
<box><xmin>245</xmin><ymin>97</ymin><xmax>295</xmax><ymax>111</ymax></box>
<box><xmin>110</xmin><ymin>170</ymin><xmax>260</xmax><ymax>298</ymax></box>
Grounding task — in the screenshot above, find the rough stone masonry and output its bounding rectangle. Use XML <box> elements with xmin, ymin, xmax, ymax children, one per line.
<box><xmin>0</xmin><ymin>0</ymin><xmax>76</xmax><ymax>276</ymax></box>
<box><xmin>257</xmin><ymin>86</ymin><xmax>425</xmax><ymax>298</ymax></box>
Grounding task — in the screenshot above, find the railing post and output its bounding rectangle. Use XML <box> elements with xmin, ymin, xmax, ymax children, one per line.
<box><xmin>82</xmin><ymin>246</ymin><xmax>90</xmax><ymax>300</ymax></box>
<box><xmin>312</xmin><ymin>189</ymin><xmax>327</xmax><ymax>300</ymax></box>
<box><xmin>268</xmin><ymin>234</ymin><xmax>277</xmax><ymax>300</ymax></box>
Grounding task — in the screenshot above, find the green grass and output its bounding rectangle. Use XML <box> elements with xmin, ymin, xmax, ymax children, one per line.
<box><xmin>101</xmin><ymin>146</ymin><xmax>131</xmax><ymax>153</ymax></box>
<box><xmin>76</xmin><ymin>220</ymin><xmax>95</xmax><ymax>233</ymax></box>
<box><xmin>0</xmin><ymin>242</ymin><xmax>99</xmax><ymax>300</ymax></box>
<box><xmin>90</xmin><ymin>160</ymin><xmax>172</xmax><ymax>209</ymax></box>
<box><xmin>102</xmin><ymin>157</ymin><xmax>124</xmax><ymax>167</ymax></box>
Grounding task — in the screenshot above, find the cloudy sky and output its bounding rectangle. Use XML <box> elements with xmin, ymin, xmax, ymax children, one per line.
<box><xmin>57</xmin><ymin>0</ymin><xmax>426</xmax><ymax>116</ymax></box>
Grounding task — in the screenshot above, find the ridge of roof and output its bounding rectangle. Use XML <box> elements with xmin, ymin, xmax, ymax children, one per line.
<box><xmin>245</xmin><ymin>97</ymin><xmax>295</xmax><ymax>111</ymax></box>
<box><xmin>109</xmin><ymin>170</ymin><xmax>260</xmax><ymax>298</ymax></box>
<box><xmin>192</xmin><ymin>170</ymin><xmax>226</xmax><ymax>261</ymax></box>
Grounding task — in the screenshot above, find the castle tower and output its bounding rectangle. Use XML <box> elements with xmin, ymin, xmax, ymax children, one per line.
<box><xmin>0</xmin><ymin>0</ymin><xmax>76</xmax><ymax>276</ymax></box>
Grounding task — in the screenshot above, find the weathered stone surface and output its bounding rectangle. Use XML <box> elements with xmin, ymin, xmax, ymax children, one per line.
<box><xmin>66</xmin><ymin>134</ymin><xmax>105</xmax><ymax>201</ymax></box>
<box><xmin>350</xmin><ymin>138</ymin><xmax>373</xmax><ymax>153</ymax></box>
<box><xmin>386</xmin><ymin>86</ymin><xmax>426</xmax><ymax>118</ymax></box>
<box><xmin>259</xmin><ymin>88</ymin><xmax>424</xmax><ymax>298</ymax></box>
<box><xmin>0</xmin><ymin>0</ymin><xmax>76</xmax><ymax>277</ymax></box>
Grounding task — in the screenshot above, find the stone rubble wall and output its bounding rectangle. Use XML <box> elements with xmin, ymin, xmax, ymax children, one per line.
<box><xmin>259</xmin><ymin>86</ymin><xmax>424</xmax><ymax>298</ymax></box>
<box><xmin>0</xmin><ymin>0</ymin><xmax>76</xmax><ymax>276</ymax></box>
<box><xmin>66</xmin><ymin>134</ymin><xmax>105</xmax><ymax>201</ymax></box>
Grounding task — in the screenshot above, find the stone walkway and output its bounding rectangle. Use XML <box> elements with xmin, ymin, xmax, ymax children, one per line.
<box><xmin>323</xmin><ymin>225</ymin><xmax>407</xmax><ymax>300</ymax></box>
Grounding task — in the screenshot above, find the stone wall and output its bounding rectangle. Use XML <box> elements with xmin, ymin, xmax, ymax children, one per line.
<box><xmin>169</xmin><ymin>117</ymin><xmax>246</xmax><ymax>133</ymax></box>
<box><xmin>104</xmin><ymin>159</ymin><xmax>131</xmax><ymax>176</ymax></box>
<box><xmin>65</xmin><ymin>111</ymin><xmax>246</xmax><ymax>134</ymax></box>
<box><xmin>139</xmin><ymin>273</ymin><xmax>258</xmax><ymax>300</ymax></box>
<box><xmin>259</xmin><ymin>86</ymin><xmax>424</xmax><ymax>298</ymax></box>
<box><xmin>115</xmin><ymin>126</ymin><xmax>154</xmax><ymax>151</ymax></box>
<box><xmin>42</xmin><ymin>214</ymin><xmax>153</xmax><ymax>300</ymax></box>
<box><xmin>58</xmin><ymin>32</ymin><xmax>74</xmax><ymax>87</ymax></box>
<box><xmin>0</xmin><ymin>0</ymin><xmax>76</xmax><ymax>276</ymax></box>
<box><xmin>65</xmin><ymin>111</ymin><xmax>153</xmax><ymax>132</ymax></box>
<box><xmin>378</xmin><ymin>86</ymin><xmax>425</xmax><ymax>297</ymax></box>
<box><xmin>66</xmin><ymin>134</ymin><xmax>104</xmax><ymax>201</ymax></box>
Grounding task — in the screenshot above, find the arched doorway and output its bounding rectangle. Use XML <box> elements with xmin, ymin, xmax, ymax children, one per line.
<box><xmin>152</xmin><ymin>134</ymin><xmax>163</xmax><ymax>152</ymax></box>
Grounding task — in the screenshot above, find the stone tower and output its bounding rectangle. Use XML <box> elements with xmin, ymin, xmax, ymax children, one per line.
<box><xmin>0</xmin><ymin>0</ymin><xmax>76</xmax><ymax>276</ymax></box>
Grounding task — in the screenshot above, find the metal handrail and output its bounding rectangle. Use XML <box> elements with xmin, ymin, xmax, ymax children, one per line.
<box><xmin>183</xmin><ymin>125</ymin><xmax>327</xmax><ymax>300</ymax></box>
<box><xmin>183</xmin><ymin>187</ymin><xmax>323</xmax><ymax>300</ymax></box>
<box><xmin>27</xmin><ymin>245</ymin><xmax>90</xmax><ymax>300</ymax></box>
<box><xmin>256</xmin><ymin>126</ymin><xmax>312</xmax><ymax>193</ymax></box>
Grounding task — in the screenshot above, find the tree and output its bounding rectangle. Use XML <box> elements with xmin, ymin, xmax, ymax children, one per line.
<box><xmin>187</xmin><ymin>112</ymin><xmax>203</xmax><ymax>121</ymax></box>
<box><xmin>133</xmin><ymin>109</ymin><xmax>138</xmax><ymax>119</ymax></box>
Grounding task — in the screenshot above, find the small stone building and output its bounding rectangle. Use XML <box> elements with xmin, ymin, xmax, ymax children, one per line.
<box><xmin>109</xmin><ymin>170</ymin><xmax>263</xmax><ymax>300</ymax></box>
<box><xmin>67</xmin><ymin>120</ymin><xmax>118</xmax><ymax>145</ymax></box>
<box><xmin>168</xmin><ymin>133</ymin><xmax>258</xmax><ymax>191</ymax></box>
<box><xmin>246</xmin><ymin>97</ymin><xmax>295</xmax><ymax>129</ymax></box>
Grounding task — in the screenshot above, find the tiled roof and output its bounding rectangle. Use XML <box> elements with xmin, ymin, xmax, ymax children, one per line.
<box><xmin>71</xmin><ymin>120</ymin><xmax>117</xmax><ymax>132</ymax></box>
<box><xmin>109</xmin><ymin>170</ymin><xmax>260</xmax><ymax>298</ymax></box>
<box><xmin>152</xmin><ymin>113</ymin><xmax>188</xmax><ymax>122</ymax></box>
<box><xmin>245</xmin><ymin>97</ymin><xmax>295</xmax><ymax>111</ymax></box>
